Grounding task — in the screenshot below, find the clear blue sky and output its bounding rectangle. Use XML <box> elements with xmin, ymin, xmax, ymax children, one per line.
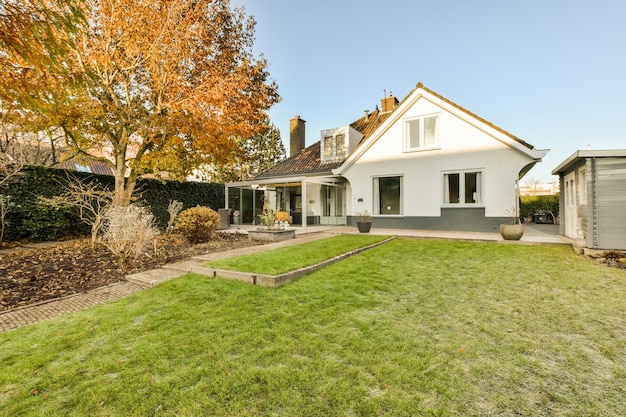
<box><xmin>234</xmin><ymin>0</ymin><xmax>626</xmax><ymax>183</ymax></box>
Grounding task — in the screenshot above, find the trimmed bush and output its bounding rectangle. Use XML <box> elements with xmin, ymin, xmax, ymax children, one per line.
<box><xmin>174</xmin><ymin>206</ymin><xmax>220</xmax><ymax>243</ymax></box>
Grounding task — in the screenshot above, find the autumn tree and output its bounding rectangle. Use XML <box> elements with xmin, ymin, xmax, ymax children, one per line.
<box><xmin>1</xmin><ymin>0</ymin><xmax>82</xmax><ymax>177</ymax></box>
<box><xmin>1</xmin><ymin>0</ymin><xmax>280</xmax><ymax>204</ymax></box>
<box><xmin>209</xmin><ymin>122</ymin><xmax>285</xmax><ymax>182</ymax></box>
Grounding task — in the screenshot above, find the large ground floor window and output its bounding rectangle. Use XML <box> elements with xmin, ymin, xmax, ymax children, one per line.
<box><xmin>373</xmin><ymin>176</ymin><xmax>402</xmax><ymax>215</ymax></box>
<box><xmin>443</xmin><ymin>170</ymin><xmax>482</xmax><ymax>205</ymax></box>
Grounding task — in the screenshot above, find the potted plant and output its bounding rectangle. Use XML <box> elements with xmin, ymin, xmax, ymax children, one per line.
<box><xmin>259</xmin><ymin>209</ymin><xmax>276</xmax><ymax>229</ymax></box>
<box><xmin>499</xmin><ymin>207</ymin><xmax>524</xmax><ymax>240</ymax></box>
<box><xmin>355</xmin><ymin>210</ymin><xmax>372</xmax><ymax>233</ymax></box>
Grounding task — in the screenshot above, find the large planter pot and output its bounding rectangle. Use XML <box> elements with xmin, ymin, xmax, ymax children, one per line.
<box><xmin>499</xmin><ymin>224</ymin><xmax>524</xmax><ymax>240</ymax></box>
<box><xmin>357</xmin><ymin>221</ymin><xmax>372</xmax><ymax>233</ymax></box>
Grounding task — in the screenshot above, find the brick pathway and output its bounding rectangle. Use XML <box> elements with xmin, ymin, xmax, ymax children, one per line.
<box><xmin>0</xmin><ymin>282</ymin><xmax>144</xmax><ymax>332</ymax></box>
<box><xmin>0</xmin><ymin>231</ymin><xmax>335</xmax><ymax>333</ymax></box>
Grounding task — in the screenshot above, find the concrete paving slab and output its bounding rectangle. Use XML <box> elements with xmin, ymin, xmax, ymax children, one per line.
<box><xmin>126</xmin><ymin>268</ymin><xmax>187</xmax><ymax>288</ymax></box>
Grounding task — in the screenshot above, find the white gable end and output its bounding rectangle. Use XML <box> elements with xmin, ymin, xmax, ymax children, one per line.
<box><xmin>337</xmin><ymin>84</ymin><xmax>548</xmax><ymax>221</ymax></box>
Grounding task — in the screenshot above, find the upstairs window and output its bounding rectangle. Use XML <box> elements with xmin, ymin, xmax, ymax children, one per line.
<box><xmin>405</xmin><ymin>115</ymin><xmax>438</xmax><ymax>150</ymax></box>
<box><xmin>322</xmin><ymin>134</ymin><xmax>347</xmax><ymax>162</ymax></box>
<box><xmin>443</xmin><ymin>170</ymin><xmax>482</xmax><ymax>205</ymax></box>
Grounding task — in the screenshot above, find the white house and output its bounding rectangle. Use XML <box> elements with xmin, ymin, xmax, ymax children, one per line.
<box><xmin>226</xmin><ymin>83</ymin><xmax>548</xmax><ymax>231</ymax></box>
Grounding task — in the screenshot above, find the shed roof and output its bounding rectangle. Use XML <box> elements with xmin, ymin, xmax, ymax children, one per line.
<box><xmin>552</xmin><ymin>149</ymin><xmax>626</xmax><ymax>175</ymax></box>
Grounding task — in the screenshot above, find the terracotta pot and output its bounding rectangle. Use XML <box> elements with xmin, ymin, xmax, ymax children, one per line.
<box><xmin>499</xmin><ymin>224</ymin><xmax>524</xmax><ymax>240</ymax></box>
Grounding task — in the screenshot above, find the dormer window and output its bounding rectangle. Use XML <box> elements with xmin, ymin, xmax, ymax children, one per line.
<box><xmin>322</xmin><ymin>133</ymin><xmax>347</xmax><ymax>162</ymax></box>
<box><xmin>405</xmin><ymin>114</ymin><xmax>439</xmax><ymax>151</ymax></box>
<box><xmin>320</xmin><ymin>126</ymin><xmax>363</xmax><ymax>163</ymax></box>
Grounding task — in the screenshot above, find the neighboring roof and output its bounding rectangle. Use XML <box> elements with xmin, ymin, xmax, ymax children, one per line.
<box><xmin>552</xmin><ymin>149</ymin><xmax>626</xmax><ymax>175</ymax></box>
<box><xmin>253</xmin><ymin>108</ymin><xmax>393</xmax><ymax>180</ymax></box>
<box><xmin>55</xmin><ymin>159</ymin><xmax>114</xmax><ymax>176</ymax></box>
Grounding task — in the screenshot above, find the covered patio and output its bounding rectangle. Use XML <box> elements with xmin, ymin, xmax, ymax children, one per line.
<box><xmin>225</xmin><ymin>176</ymin><xmax>347</xmax><ymax>229</ymax></box>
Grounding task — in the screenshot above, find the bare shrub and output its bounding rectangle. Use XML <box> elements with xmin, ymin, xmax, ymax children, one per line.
<box><xmin>102</xmin><ymin>205</ymin><xmax>159</xmax><ymax>271</ymax></box>
<box><xmin>166</xmin><ymin>200</ymin><xmax>184</xmax><ymax>234</ymax></box>
<box><xmin>0</xmin><ymin>194</ymin><xmax>13</xmax><ymax>247</ymax></box>
<box><xmin>41</xmin><ymin>174</ymin><xmax>115</xmax><ymax>249</ymax></box>
<box><xmin>174</xmin><ymin>206</ymin><xmax>220</xmax><ymax>243</ymax></box>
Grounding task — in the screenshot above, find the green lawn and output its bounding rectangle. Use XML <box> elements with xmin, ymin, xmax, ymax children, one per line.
<box><xmin>1</xmin><ymin>239</ymin><xmax>625</xmax><ymax>416</ymax></box>
<box><xmin>204</xmin><ymin>234</ymin><xmax>390</xmax><ymax>275</ymax></box>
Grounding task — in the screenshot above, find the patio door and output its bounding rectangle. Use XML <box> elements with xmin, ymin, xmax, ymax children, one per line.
<box><xmin>320</xmin><ymin>185</ymin><xmax>345</xmax><ymax>225</ymax></box>
<box><xmin>564</xmin><ymin>172</ymin><xmax>578</xmax><ymax>238</ymax></box>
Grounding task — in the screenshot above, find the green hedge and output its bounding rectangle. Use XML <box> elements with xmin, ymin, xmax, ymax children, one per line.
<box><xmin>520</xmin><ymin>194</ymin><xmax>560</xmax><ymax>222</ymax></box>
<box><xmin>1</xmin><ymin>166</ymin><xmax>224</xmax><ymax>242</ymax></box>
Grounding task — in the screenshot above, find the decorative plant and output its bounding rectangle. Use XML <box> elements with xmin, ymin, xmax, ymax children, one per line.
<box><xmin>505</xmin><ymin>206</ymin><xmax>521</xmax><ymax>225</ymax></box>
<box><xmin>355</xmin><ymin>210</ymin><xmax>372</xmax><ymax>222</ymax></box>
<box><xmin>166</xmin><ymin>199</ymin><xmax>184</xmax><ymax>234</ymax></box>
<box><xmin>259</xmin><ymin>209</ymin><xmax>276</xmax><ymax>229</ymax></box>
<box><xmin>101</xmin><ymin>205</ymin><xmax>160</xmax><ymax>271</ymax></box>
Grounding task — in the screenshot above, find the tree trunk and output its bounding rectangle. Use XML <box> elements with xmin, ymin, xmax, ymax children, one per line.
<box><xmin>113</xmin><ymin>147</ymin><xmax>132</xmax><ymax>206</ymax></box>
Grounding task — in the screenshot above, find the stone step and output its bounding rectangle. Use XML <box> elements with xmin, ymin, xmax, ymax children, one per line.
<box><xmin>126</xmin><ymin>260</ymin><xmax>198</xmax><ymax>288</ymax></box>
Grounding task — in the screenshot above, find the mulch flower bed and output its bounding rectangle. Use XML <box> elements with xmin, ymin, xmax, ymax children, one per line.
<box><xmin>0</xmin><ymin>233</ymin><xmax>257</xmax><ymax>311</ymax></box>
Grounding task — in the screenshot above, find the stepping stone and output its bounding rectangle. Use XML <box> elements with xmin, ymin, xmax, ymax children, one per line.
<box><xmin>126</xmin><ymin>268</ymin><xmax>185</xmax><ymax>288</ymax></box>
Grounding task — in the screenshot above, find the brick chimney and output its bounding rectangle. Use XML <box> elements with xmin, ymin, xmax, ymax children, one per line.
<box><xmin>289</xmin><ymin>115</ymin><xmax>306</xmax><ymax>157</ymax></box>
<box><xmin>381</xmin><ymin>92</ymin><xmax>399</xmax><ymax>113</ymax></box>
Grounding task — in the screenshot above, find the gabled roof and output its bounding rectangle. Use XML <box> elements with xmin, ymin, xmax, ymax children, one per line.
<box><xmin>254</xmin><ymin>82</ymin><xmax>547</xmax><ymax>181</ymax></box>
<box><xmin>415</xmin><ymin>83</ymin><xmax>535</xmax><ymax>150</ymax></box>
<box><xmin>253</xmin><ymin>108</ymin><xmax>392</xmax><ymax>180</ymax></box>
<box><xmin>350</xmin><ymin>109</ymin><xmax>393</xmax><ymax>140</ymax></box>
<box><xmin>334</xmin><ymin>82</ymin><xmax>548</xmax><ymax>175</ymax></box>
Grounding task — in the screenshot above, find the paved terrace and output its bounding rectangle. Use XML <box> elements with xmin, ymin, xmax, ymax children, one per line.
<box><xmin>0</xmin><ymin>224</ymin><xmax>571</xmax><ymax>332</ymax></box>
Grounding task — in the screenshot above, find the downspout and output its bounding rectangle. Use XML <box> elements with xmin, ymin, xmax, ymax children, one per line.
<box><xmin>515</xmin><ymin>178</ymin><xmax>520</xmax><ymax>223</ymax></box>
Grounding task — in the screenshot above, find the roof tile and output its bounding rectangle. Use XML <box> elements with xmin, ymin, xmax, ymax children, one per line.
<box><xmin>254</xmin><ymin>109</ymin><xmax>393</xmax><ymax>180</ymax></box>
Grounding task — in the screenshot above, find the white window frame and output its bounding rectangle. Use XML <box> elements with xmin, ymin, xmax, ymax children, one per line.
<box><xmin>404</xmin><ymin>114</ymin><xmax>440</xmax><ymax>151</ymax></box>
<box><xmin>322</xmin><ymin>134</ymin><xmax>347</xmax><ymax>162</ymax></box>
<box><xmin>442</xmin><ymin>169</ymin><xmax>484</xmax><ymax>207</ymax></box>
<box><xmin>373</xmin><ymin>175</ymin><xmax>403</xmax><ymax>215</ymax></box>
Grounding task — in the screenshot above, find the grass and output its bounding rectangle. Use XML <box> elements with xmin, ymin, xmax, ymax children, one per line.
<box><xmin>1</xmin><ymin>238</ymin><xmax>625</xmax><ymax>416</ymax></box>
<box><xmin>203</xmin><ymin>234</ymin><xmax>390</xmax><ymax>275</ymax></box>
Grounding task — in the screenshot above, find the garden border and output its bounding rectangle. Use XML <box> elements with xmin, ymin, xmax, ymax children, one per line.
<box><xmin>190</xmin><ymin>236</ymin><xmax>396</xmax><ymax>288</ymax></box>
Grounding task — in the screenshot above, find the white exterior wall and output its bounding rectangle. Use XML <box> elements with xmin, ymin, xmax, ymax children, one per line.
<box><xmin>343</xmin><ymin>97</ymin><xmax>536</xmax><ymax>219</ymax></box>
<box><xmin>305</xmin><ymin>183</ymin><xmax>320</xmax><ymax>216</ymax></box>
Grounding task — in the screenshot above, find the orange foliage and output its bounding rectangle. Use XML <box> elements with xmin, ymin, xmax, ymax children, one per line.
<box><xmin>1</xmin><ymin>0</ymin><xmax>280</xmax><ymax>202</ymax></box>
